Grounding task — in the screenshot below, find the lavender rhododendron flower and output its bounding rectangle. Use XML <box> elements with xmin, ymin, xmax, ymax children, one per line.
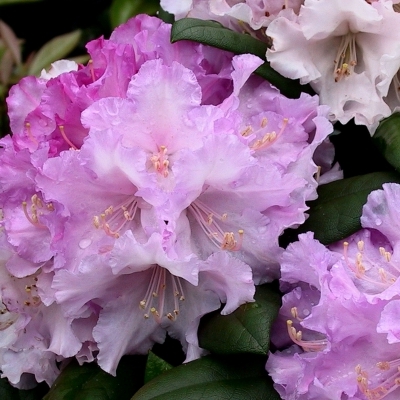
<box><xmin>266</xmin><ymin>0</ymin><xmax>400</xmax><ymax>127</ymax></box>
<box><xmin>0</xmin><ymin>14</ymin><xmax>335</xmax><ymax>387</ymax></box>
<box><xmin>266</xmin><ymin>183</ymin><xmax>400</xmax><ymax>399</ymax></box>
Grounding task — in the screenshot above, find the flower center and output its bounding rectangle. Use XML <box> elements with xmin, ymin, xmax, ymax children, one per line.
<box><xmin>242</xmin><ymin>117</ymin><xmax>288</xmax><ymax>152</ymax></box>
<box><xmin>22</xmin><ymin>194</ymin><xmax>54</xmax><ymax>229</ymax></box>
<box><xmin>334</xmin><ymin>33</ymin><xmax>357</xmax><ymax>82</ymax></box>
<box><xmin>286</xmin><ymin>319</ymin><xmax>328</xmax><ymax>352</ymax></box>
<box><xmin>342</xmin><ymin>241</ymin><xmax>398</xmax><ymax>293</ymax></box>
<box><xmin>139</xmin><ymin>265</ymin><xmax>185</xmax><ymax>323</ymax></box>
<box><xmin>93</xmin><ymin>196</ymin><xmax>139</xmax><ymax>239</ymax></box>
<box><xmin>188</xmin><ymin>200</ymin><xmax>244</xmax><ymax>251</ymax></box>
<box><xmin>150</xmin><ymin>145</ymin><xmax>170</xmax><ymax>177</ymax></box>
<box><xmin>356</xmin><ymin>360</ymin><xmax>400</xmax><ymax>399</ymax></box>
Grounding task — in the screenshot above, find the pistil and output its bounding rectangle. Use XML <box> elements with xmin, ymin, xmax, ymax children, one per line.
<box><xmin>334</xmin><ymin>33</ymin><xmax>357</xmax><ymax>82</ymax></box>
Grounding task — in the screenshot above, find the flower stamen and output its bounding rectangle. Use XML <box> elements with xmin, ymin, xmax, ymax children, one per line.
<box><xmin>334</xmin><ymin>33</ymin><xmax>357</xmax><ymax>82</ymax></box>
<box><xmin>356</xmin><ymin>361</ymin><xmax>400</xmax><ymax>399</ymax></box>
<box><xmin>59</xmin><ymin>125</ymin><xmax>78</xmax><ymax>150</ymax></box>
<box><xmin>343</xmin><ymin>241</ymin><xmax>397</xmax><ymax>291</ymax></box>
<box><xmin>93</xmin><ymin>197</ymin><xmax>138</xmax><ymax>238</ymax></box>
<box><xmin>22</xmin><ymin>194</ymin><xmax>52</xmax><ymax>229</ymax></box>
<box><xmin>150</xmin><ymin>145</ymin><xmax>170</xmax><ymax>177</ymax></box>
<box><xmin>286</xmin><ymin>320</ymin><xmax>328</xmax><ymax>352</ymax></box>
<box><xmin>188</xmin><ymin>200</ymin><xmax>243</xmax><ymax>251</ymax></box>
<box><xmin>250</xmin><ymin>117</ymin><xmax>288</xmax><ymax>151</ymax></box>
<box><xmin>139</xmin><ymin>266</ymin><xmax>185</xmax><ymax>323</ymax></box>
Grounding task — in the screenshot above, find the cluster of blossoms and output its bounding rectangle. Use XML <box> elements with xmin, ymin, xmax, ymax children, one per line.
<box><xmin>0</xmin><ymin>14</ymin><xmax>335</xmax><ymax>387</ymax></box>
<box><xmin>266</xmin><ymin>183</ymin><xmax>400</xmax><ymax>399</ymax></box>
<box><xmin>162</xmin><ymin>0</ymin><xmax>400</xmax><ymax>129</ymax></box>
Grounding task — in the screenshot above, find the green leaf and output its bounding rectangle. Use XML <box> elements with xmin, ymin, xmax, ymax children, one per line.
<box><xmin>289</xmin><ymin>171</ymin><xmax>400</xmax><ymax>245</ymax></box>
<box><xmin>110</xmin><ymin>0</ymin><xmax>159</xmax><ymax>28</ymax></box>
<box><xmin>198</xmin><ymin>283</ymin><xmax>281</xmax><ymax>355</ymax></box>
<box><xmin>44</xmin><ymin>355</ymin><xmax>147</xmax><ymax>400</ymax></box>
<box><xmin>373</xmin><ymin>112</ymin><xmax>400</xmax><ymax>172</ymax></box>
<box><xmin>28</xmin><ymin>30</ymin><xmax>82</xmax><ymax>76</ymax></box>
<box><xmin>132</xmin><ymin>354</ymin><xmax>280</xmax><ymax>400</ymax></box>
<box><xmin>172</xmin><ymin>18</ymin><xmax>269</xmax><ymax>58</ymax></box>
<box><xmin>0</xmin><ymin>377</ymin><xmax>48</xmax><ymax>400</ymax></box>
<box><xmin>170</xmin><ymin>18</ymin><xmax>313</xmax><ymax>98</ymax></box>
<box><xmin>144</xmin><ymin>351</ymin><xmax>173</xmax><ymax>384</ymax></box>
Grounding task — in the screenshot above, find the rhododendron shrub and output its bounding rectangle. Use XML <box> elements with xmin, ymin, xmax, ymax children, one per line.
<box><xmin>266</xmin><ymin>183</ymin><xmax>400</xmax><ymax>399</ymax></box>
<box><xmin>0</xmin><ymin>14</ymin><xmax>334</xmax><ymax>388</ymax></box>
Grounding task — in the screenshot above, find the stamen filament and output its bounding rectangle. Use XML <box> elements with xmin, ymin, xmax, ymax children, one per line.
<box><xmin>189</xmin><ymin>201</ymin><xmax>243</xmax><ymax>251</ymax></box>
<box><xmin>286</xmin><ymin>320</ymin><xmax>328</xmax><ymax>352</ymax></box>
<box><xmin>59</xmin><ymin>125</ymin><xmax>78</xmax><ymax>150</ymax></box>
<box><xmin>139</xmin><ymin>266</ymin><xmax>185</xmax><ymax>323</ymax></box>
<box><xmin>334</xmin><ymin>33</ymin><xmax>357</xmax><ymax>82</ymax></box>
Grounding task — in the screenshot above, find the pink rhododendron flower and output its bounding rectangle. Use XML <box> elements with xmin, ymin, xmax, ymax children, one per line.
<box><xmin>0</xmin><ymin>14</ymin><xmax>335</xmax><ymax>385</ymax></box>
<box><xmin>267</xmin><ymin>183</ymin><xmax>400</xmax><ymax>399</ymax></box>
<box><xmin>266</xmin><ymin>0</ymin><xmax>400</xmax><ymax>127</ymax></box>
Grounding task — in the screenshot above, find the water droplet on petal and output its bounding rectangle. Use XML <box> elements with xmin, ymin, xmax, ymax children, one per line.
<box><xmin>375</xmin><ymin>218</ymin><xmax>382</xmax><ymax>226</ymax></box>
<box><xmin>79</xmin><ymin>238</ymin><xmax>92</xmax><ymax>249</ymax></box>
<box><xmin>303</xmin><ymin>309</ymin><xmax>310</xmax><ymax>316</ymax></box>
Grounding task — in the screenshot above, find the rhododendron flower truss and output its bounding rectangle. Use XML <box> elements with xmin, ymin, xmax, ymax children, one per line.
<box><xmin>266</xmin><ymin>0</ymin><xmax>400</xmax><ymax>127</ymax></box>
<box><xmin>0</xmin><ymin>14</ymin><xmax>336</xmax><ymax>386</ymax></box>
<box><xmin>267</xmin><ymin>184</ymin><xmax>400</xmax><ymax>400</ymax></box>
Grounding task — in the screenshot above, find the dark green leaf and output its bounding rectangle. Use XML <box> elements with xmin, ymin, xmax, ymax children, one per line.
<box><xmin>289</xmin><ymin>171</ymin><xmax>400</xmax><ymax>245</ymax></box>
<box><xmin>170</xmin><ymin>18</ymin><xmax>313</xmax><ymax>98</ymax></box>
<box><xmin>373</xmin><ymin>112</ymin><xmax>400</xmax><ymax>172</ymax></box>
<box><xmin>132</xmin><ymin>354</ymin><xmax>280</xmax><ymax>400</ymax></box>
<box><xmin>172</xmin><ymin>18</ymin><xmax>269</xmax><ymax>58</ymax></box>
<box><xmin>144</xmin><ymin>351</ymin><xmax>173</xmax><ymax>384</ymax></box>
<box><xmin>44</xmin><ymin>355</ymin><xmax>147</xmax><ymax>400</ymax></box>
<box><xmin>0</xmin><ymin>377</ymin><xmax>48</xmax><ymax>400</ymax></box>
<box><xmin>198</xmin><ymin>283</ymin><xmax>281</xmax><ymax>355</ymax></box>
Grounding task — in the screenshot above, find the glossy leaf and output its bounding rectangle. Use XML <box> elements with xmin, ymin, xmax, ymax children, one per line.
<box><xmin>144</xmin><ymin>351</ymin><xmax>173</xmax><ymax>384</ymax></box>
<box><xmin>28</xmin><ymin>30</ymin><xmax>82</xmax><ymax>76</ymax></box>
<box><xmin>289</xmin><ymin>171</ymin><xmax>400</xmax><ymax>245</ymax></box>
<box><xmin>0</xmin><ymin>377</ymin><xmax>48</xmax><ymax>400</ymax></box>
<box><xmin>43</xmin><ymin>355</ymin><xmax>146</xmax><ymax>400</ymax></box>
<box><xmin>132</xmin><ymin>354</ymin><xmax>280</xmax><ymax>400</ymax></box>
<box><xmin>110</xmin><ymin>0</ymin><xmax>159</xmax><ymax>28</ymax></box>
<box><xmin>171</xmin><ymin>18</ymin><xmax>313</xmax><ymax>98</ymax></box>
<box><xmin>198</xmin><ymin>283</ymin><xmax>281</xmax><ymax>355</ymax></box>
<box><xmin>373</xmin><ymin>112</ymin><xmax>400</xmax><ymax>172</ymax></box>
